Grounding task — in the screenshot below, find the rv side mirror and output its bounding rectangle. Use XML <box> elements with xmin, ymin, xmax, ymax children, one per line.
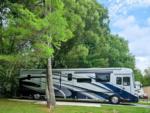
<box><xmin>68</xmin><ymin>73</ymin><xmax>72</xmax><ymax>81</ymax></box>
<box><xmin>27</xmin><ymin>75</ymin><xmax>31</xmax><ymax>80</ymax></box>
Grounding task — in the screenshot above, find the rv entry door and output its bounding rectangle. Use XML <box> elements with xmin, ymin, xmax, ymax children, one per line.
<box><xmin>115</xmin><ymin>75</ymin><xmax>131</xmax><ymax>93</ymax></box>
<box><xmin>122</xmin><ymin>75</ymin><xmax>131</xmax><ymax>93</ymax></box>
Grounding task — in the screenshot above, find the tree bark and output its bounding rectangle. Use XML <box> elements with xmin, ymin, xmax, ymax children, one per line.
<box><xmin>43</xmin><ymin>0</ymin><xmax>56</xmax><ymax>109</ymax></box>
<box><xmin>46</xmin><ymin>58</ymin><xmax>56</xmax><ymax>109</ymax></box>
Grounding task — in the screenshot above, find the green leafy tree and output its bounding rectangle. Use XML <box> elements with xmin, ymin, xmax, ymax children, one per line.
<box><xmin>143</xmin><ymin>67</ymin><xmax>150</xmax><ymax>86</ymax></box>
<box><xmin>108</xmin><ymin>35</ymin><xmax>135</xmax><ymax>68</ymax></box>
<box><xmin>64</xmin><ymin>44</ymin><xmax>89</xmax><ymax>68</ymax></box>
<box><xmin>53</xmin><ymin>0</ymin><xmax>110</xmax><ymax>68</ymax></box>
<box><xmin>0</xmin><ymin>2</ymin><xmax>46</xmax><ymax>95</ymax></box>
<box><xmin>133</xmin><ymin>68</ymin><xmax>143</xmax><ymax>83</ymax></box>
<box><xmin>0</xmin><ymin>0</ymin><xmax>72</xmax><ymax>107</ymax></box>
<box><xmin>53</xmin><ymin>0</ymin><xmax>135</xmax><ymax>71</ymax></box>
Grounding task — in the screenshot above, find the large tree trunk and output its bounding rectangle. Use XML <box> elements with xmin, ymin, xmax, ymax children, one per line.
<box><xmin>43</xmin><ymin>0</ymin><xmax>56</xmax><ymax>109</ymax></box>
<box><xmin>46</xmin><ymin>58</ymin><xmax>56</xmax><ymax>109</ymax></box>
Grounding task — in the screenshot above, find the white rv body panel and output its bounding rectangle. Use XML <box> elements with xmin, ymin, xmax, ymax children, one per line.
<box><xmin>19</xmin><ymin>68</ymin><xmax>138</xmax><ymax>103</ymax></box>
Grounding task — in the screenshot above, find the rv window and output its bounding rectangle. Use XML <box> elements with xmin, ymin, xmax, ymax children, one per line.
<box><xmin>68</xmin><ymin>73</ymin><xmax>72</xmax><ymax>81</ymax></box>
<box><xmin>95</xmin><ymin>73</ymin><xmax>110</xmax><ymax>82</ymax></box>
<box><xmin>27</xmin><ymin>75</ymin><xmax>31</xmax><ymax>80</ymax></box>
<box><xmin>123</xmin><ymin>77</ymin><xmax>130</xmax><ymax>86</ymax></box>
<box><xmin>53</xmin><ymin>72</ymin><xmax>60</xmax><ymax>76</ymax></box>
<box><xmin>116</xmin><ymin>77</ymin><xmax>122</xmax><ymax>85</ymax></box>
<box><xmin>77</xmin><ymin>78</ymin><xmax>91</xmax><ymax>83</ymax></box>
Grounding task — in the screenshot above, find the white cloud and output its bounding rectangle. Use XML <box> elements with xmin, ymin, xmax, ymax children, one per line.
<box><xmin>137</xmin><ymin>0</ymin><xmax>150</xmax><ymax>6</ymax></box>
<box><xmin>100</xmin><ymin>0</ymin><xmax>150</xmax><ymax>72</ymax></box>
<box><xmin>136</xmin><ymin>57</ymin><xmax>150</xmax><ymax>73</ymax></box>
<box><xmin>108</xmin><ymin>0</ymin><xmax>150</xmax><ymax>21</ymax></box>
<box><xmin>147</xmin><ymin>17</ymin><xmax>150</xmax><ymax>25</ymax></box>
<box><xmin>113</xmin><ymin>16</ymin><xmax>135</xmax><ymax>29</ymax></box>
<box><xmin>119</xmin><ymin>24</ymin><xmax>150</xmax><ymax>42</ymax></box>
<box><xmin>112</xmin><ymin>15</ymin><xmax>150</xmax><ymax>72</ymax></box>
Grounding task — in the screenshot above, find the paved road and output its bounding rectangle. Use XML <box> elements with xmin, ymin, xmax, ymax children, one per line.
<box><xmin>9</xmin><ymin>99</ymin><xmax>150</xmax><ymax>108</ymax></box>
<box><xmin>36</xmin><ymin>101</ymin><xmax>101</xmax><ymax>107</ymax></box>
<box><xmin>9</xmin><ymin>99</ymin><xmax>101</xmax><ymax>107</ymax></box>
<box><xmin>102</xmin><ymin>103</ymin><xmax>150</xmax><ymax>109</ymax></box>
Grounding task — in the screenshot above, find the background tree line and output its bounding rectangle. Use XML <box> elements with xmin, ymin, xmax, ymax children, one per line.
<box><xmin>0</xmin><ymin>0</ymin><xmax>149</xmax><ymax>97</ymax></box>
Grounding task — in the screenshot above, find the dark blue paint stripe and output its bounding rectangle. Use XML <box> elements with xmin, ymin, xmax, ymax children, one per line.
<box><xmin>62</xmin><ymin>83</ymin><xmax>110</xmax><ymax>99</ymax></box>
<box><xmin>102</xmin><ymin>83</ymin><xmax>138</xmax><ymax>102</ymax></box>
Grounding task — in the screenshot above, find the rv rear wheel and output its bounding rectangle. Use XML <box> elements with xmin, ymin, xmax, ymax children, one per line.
<box><xmin>33</xmin><ymin>94</ymin><xmax>40</xmax><ymax>100</ymax></box>
<box><xmin>109</xmin><ymin>95</ymin><xmax>120</xmax><ymax>104</ymax></box>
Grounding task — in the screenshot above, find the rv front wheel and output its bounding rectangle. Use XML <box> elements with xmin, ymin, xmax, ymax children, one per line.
<box><xmin>109</xmin><ymin>96</ymin><xmax>120</xmax><ymax>104</ymax></box>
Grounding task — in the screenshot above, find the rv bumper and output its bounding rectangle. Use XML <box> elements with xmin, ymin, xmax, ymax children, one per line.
<box><xmin>121</xmin><ymin>97</ymin><xmax>139</xmax><ymax>103</ymax></box>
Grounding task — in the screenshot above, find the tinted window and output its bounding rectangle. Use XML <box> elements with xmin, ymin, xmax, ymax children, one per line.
<box><xmin>77</xmin><ymin>78</ymin><xmax>91</xmax><ymax>83</ymax></box>
<box><xmin>116</xmin><ymin>77</ymin><xmax>122</xmax><ymax>85</ymax></box>
<box><xmin>68</xmin><ymin>73</ymin><xmax>72</xmax><ymax>81</ymax></box>
<box><xmin>27</xmin><ymin>75</ymin><xmax>31</xmax><ymax>80</ymax></box>
<box><xmin>95</xmin><ymin>73</ymin><xmax>110</xmax><ymax>82</ymax></box>
<box><xmin>123</xmin><ymin>77</ymin><xmax>130</xmax><ymax>86</ymax></box>
<box><xmin>53</xmin><ymin>72</ymin><xmax>60</xmax><ymax>76</ymax></box>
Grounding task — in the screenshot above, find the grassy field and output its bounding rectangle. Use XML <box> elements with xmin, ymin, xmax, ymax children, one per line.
<box><xmin>0</xmin><ymin>99</ymin><xmax>48</xmax><ymax>113</ymax></box>
<box><xmin>0</xmin><ymin>99</ymin><xmax>150</xmax><ymax>113</ymax></box>
<box><xmin>53</xmin><ymin>105</ymin><xmax>150</xmax><ymax>113</ymax></box>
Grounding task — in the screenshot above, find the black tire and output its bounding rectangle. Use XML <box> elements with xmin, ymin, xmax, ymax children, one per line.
<box><xmin>109</xmin><ymin>95</ymin><xmax>120</xmax><ymax>104</ymax></box>
<box><xmin>33</xmin><ymin>94</ymin><xmax>41</xmax><ymax>100</ymax></box>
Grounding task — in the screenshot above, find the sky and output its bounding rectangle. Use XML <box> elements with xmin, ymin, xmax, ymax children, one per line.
<box><xmin>98</xmin><ymin>0</ymin><xmax>150</xmax><ymax>73</ymax></box>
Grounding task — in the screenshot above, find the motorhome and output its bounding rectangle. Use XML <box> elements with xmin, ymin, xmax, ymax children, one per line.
<box><xmin>19</xmin><ymin>68</ymin><xmax>138</xmax><ymax>104</ymax></box>
<box><xmin>135</xmin><ymin>81</ymin><xmax>147</xmax><ymax>99</ymax></box>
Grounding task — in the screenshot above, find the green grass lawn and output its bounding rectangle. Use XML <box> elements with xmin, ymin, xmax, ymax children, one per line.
<box><xmin>0</xmin><ymin>99</ymin><xmax>48</xmax><ymax>113</ymax></box>
<box><xmin>53</xmin><ymin>105</ymin><xmax>150</xmax><ymax>113</ymax></box>
<box><xmin>0</xmin><ymin>99</ymin><xmax>150</xmax><ymax>113</ymax></box>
